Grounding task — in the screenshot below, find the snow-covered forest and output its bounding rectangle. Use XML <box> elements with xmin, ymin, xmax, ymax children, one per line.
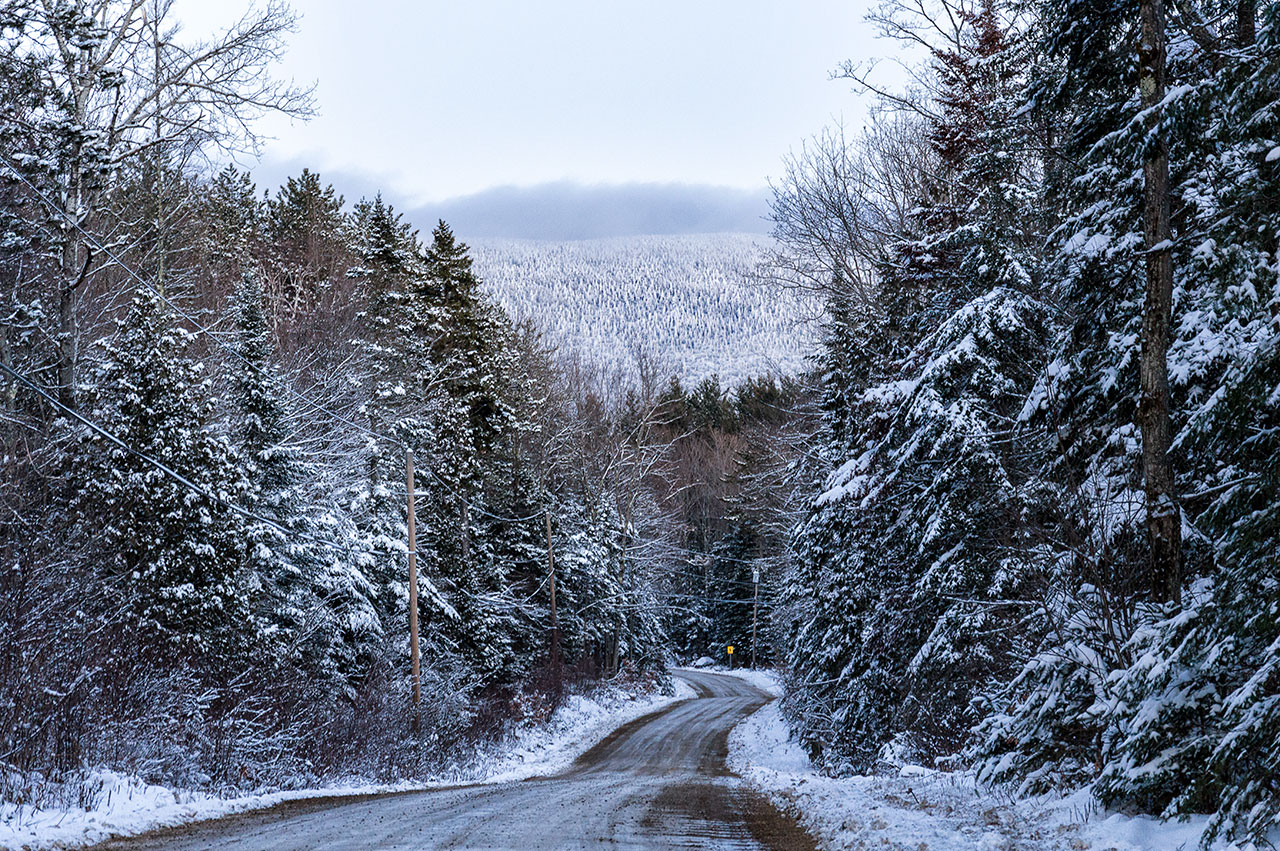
<box><xmin>769</xmin><ymin>0</ymin><xmax>1280</xmax><ymax>847</ymax></box>
<box><xmin>0</xmin><ymin>0</ymin><xmax>809</xmax><ymax>821</ymax></box>
<box><xmin>2</xmin><ymin>0</ymin><xmax>1279</xmax><ymax>848</ymax></box>
<box><xmin>473</xmin><ymin>234</ymin><xmax>814</xmax><ymax>388</ymax></box>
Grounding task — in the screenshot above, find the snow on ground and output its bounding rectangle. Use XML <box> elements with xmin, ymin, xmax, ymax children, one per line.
<box><xmin>728</xmin><ymin>696</ymin><xmax>1259</xmax><ymax>851</ymax></box>
<box><xmin>689</xmin><ymin>664</ymin><xmax>783</xmax><ymax>697</ymax></box>
<box><xmin>0</xmin><ymin>775</ymin><xmax>424</xmax><ymax>851</ymax></box>
<box><xmin>475</xmin><ymin>674</ymin><xmax>695</xmax><ymax>784</ymax></box>
<box><xmin>0</xmin><ymin>676</ymin><xmax>693</xmax><ymax>851</ymax></box>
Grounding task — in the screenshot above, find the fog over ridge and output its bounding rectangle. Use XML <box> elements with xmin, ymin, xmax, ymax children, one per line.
<box><xmin>408</xmin><ymin>181</ymin><xmax>772</xmax><ymax>241</ymax></box>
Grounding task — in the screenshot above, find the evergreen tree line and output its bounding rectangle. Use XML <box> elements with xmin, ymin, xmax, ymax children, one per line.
<box><xmin>770</xmin><ymin>0</ymin><xmax>1279</xmax><ymax>844</ymax></box>
<box><xmin>640</xmin><ymin>373</ymin><xmax>821</xmax><ymax>667</ymax></box>
<box><xmin>0</xmin><ymin>0</ymin><xmax>722</xmax><ymax>797</ymax></box>
<box><xmin>0</xmin><ymin>161</ymin><xmax>673</xmax><ymax>791</ymax></box>
<box><xmin>472</xmin><ymin>234</ymin><xmax>813</xmax><ymax>388</ymax></box>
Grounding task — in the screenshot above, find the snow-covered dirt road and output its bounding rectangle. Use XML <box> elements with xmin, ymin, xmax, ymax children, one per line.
<box><xmin>92</xmin><ymin>670</ymin><xmax>815</xmax><ymax>850</ymax></box>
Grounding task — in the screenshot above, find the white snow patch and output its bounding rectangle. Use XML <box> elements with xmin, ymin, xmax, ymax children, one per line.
<box><xmin>0</xmin><ymin>775</ymin><xmax>423</xmax><ymax>851</ymax></box>
<box><xmin>0</xmin><ymin>677</ymin><xmax>692</xmax><ymax>850</ymax></box>
<box><xmin>728</xmin><ymin>701</ymin><xmax>1259</xmax><ymax>851</ymax></box>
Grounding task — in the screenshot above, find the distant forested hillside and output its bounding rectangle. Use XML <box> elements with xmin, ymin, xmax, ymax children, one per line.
<box><xmin>472</xmin><ymin>234</ymin><xmax>815</xmax><ymax>387</ymax></box>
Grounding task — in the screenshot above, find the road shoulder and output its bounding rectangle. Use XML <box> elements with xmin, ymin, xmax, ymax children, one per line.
<box><xmin>726</xmin><ymin>699</ymin><xmax>1221</xmax><ymax>851</ymax></box>
<box><xmin>2</xmin><ymin>677</ymin><xmax>691</xmax><ymax>851</ymax></box>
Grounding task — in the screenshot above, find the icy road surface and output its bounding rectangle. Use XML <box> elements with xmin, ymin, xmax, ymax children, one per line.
<box><xmin>95</xmin><ymin>670</ymin><xmax>815</xmax><ymax>850</ymax></box>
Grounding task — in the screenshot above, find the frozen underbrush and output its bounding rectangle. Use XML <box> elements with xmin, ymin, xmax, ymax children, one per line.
<box><xmin>726</xmin><ymin>674</ymin><xmax>1270</xmax><ymax>851</ymax></box>
<box><xmin>0</xmin><ymin>672</ymin><xmax>691</xmax><ymax>850</ymax></box>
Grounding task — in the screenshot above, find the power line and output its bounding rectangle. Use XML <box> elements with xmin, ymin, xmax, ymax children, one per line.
<box><xmin>0</xmin><ymin>151</ymin><xmax>544</xmax><ymax>525</ymax></box>
<box><xmin>3</xmin><ymin>358</ymin><xmax>783</xmax><ymax>641</ymax></box>
<box><xmin>3</xmin><ymin>362</ymin><xmax>771</xmax><ymax>609</ymax></box>
<box><xmin>634</xmin><ymin>546</ymin><xmax>787</xmax><ymax>570</ymax></box>
<box><xmin>0</xmin><ymin>358</ymin><xmax>363</xmax><ymax>556</ymax></box>
<box><xmin>641</xmin><ymin>562</ymin><xmax>770</xmax><ymax>590</ymax></box>
<box><xmin>0</xmin><ymin>154</ymin><xmax>396</xmax><ymax>448</ymax></box>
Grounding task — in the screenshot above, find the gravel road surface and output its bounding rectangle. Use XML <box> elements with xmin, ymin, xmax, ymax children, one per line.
<box><xmin>95</xmin><ymin>669</ymin><xmax>815</xmax><ymax>850</ymax></box>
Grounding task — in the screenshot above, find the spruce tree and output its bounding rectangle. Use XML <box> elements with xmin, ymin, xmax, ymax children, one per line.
<box><xmin>265</xmin><ymin>169</ymin><xmax>349</xmax><ymax>315</ymax></box>
<box><xmin>1088</xmin><ymin>9</ymin><xmax>1280</xmax><ymax>841</ymax></box>
<box><xmin>73</xmin><ymin>290</ymin><xmax>249</xmax><ymax>669</ymax></box>
<box><xmin>204</xmin><ymin>165</ymin><xmax>260</xmax><ymax>287</ymax></box>
<box><xmin>783</xmin><ymin>1</ymin><xmax>1052</xmax><ymax>770</ymax></box>
<box><xmin>233</xmin><ymin>267</ymin><xmax>380</xmax><ymax>689</ymax></box>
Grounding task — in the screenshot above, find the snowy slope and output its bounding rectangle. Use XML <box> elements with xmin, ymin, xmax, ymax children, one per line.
<box><xmin>0</xmin><ymin>678</ymin><xmax>693</xmax><ymax>851</ymax></box>
<box><xmin>728</xmin><ymin>697</ymin><xmax>1249</xmax><ymax>851</ymax></box>
<box><xmin>473</xmin><ymin>233</ymin><xmax>817</xmax><ymax>387</ymax></box>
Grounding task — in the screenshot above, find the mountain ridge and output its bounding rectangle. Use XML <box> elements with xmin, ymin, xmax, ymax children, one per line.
<box><xmin>472</xmin><ymin>232</ymin><xmax>816</xmax><ymax>388</ymax></box>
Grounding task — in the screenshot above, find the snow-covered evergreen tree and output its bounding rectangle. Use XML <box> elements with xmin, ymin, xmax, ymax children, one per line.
<box><xmin>349</xmin><ymin>203</ymin><xmax>456</xmax><ymax>673</ymax></box>
<box><xmin>72</xmin><ymin>290</ymin><xmax>249</xmax><ymax>668</ymax></box>
<box><xmin>265</xmin><ymin>169</ymin><xmax>349</xmax><ymax>317</ymax></box>
<box><xmin>232</xmin><ymin>266</ymin><xmax>380</xmax><ymax>690</ymax></box>
<box><xmin>203</xmin><ymin>165</ymin><xmax>261</xmax><ymax>288</ymax></box>
<box><xmin>1086</xmin><ymin>9</ymin><xmax>1280</xmax><ymax>842</ymax></box>
<box><xmin>976</xmin><ymin>6</ymin><xmax>1277</xmax><ymax>830</ymax></box>
<box><xmin>415</xmin><ymin>221</ymin><xmax>523</xmax><ymax>680</ymax></box>
<box><xmin>783</xmin><ymin>0</ymin><xmax>1054</xmax><ymax>771</ymax></box>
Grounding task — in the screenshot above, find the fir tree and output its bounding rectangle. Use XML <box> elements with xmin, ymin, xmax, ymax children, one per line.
<box><xmin>203</xmin><ymin>165</ymin><xmax>260</xmax><ymax>287</ymax></box>
<box><xmin>265</xmin><ymin>169</ymin><xmax>349</xmax><ymax>315</ymax></box>
<box><xmin>72</xmin><ymin>290</ymin><xmax>249</xmax><ymax>669</ymax></box>
<box><xmin>233</xmin><ymin>266</ymin><xmax>380</xmax><ymax>689</ymax></box>
<box><xmin>783</xmin><ymin>1</ymin><xmax>1053</xmax><ymax>771</ymax></box>
<box><xmin>1090</xmin><ymin>9</ymin><xmax>1280</xmax><ymax>842</ymax></box>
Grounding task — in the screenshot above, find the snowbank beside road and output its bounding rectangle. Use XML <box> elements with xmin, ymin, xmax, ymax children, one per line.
<box><xmin>477</xmin><ymin>674</ymin><xmax>695</xmax><ymax>783</ymax></box>
<box><xmin>676</xmin><ymin>664</ymin><xmax>782</xmax><ymax>697</ymax></box>
<box><xmin>0</xmin><ymin>776</ymin><xmax>420</xmax><ymax>851</ymax></box>
<box><xmin>0</xmin><ymin>675</ymin><xmax>692</xmax><ymax>851</ymax></box>
<box><xmin>728</xmin><ymin>698</ymin><xmax>1251</xmax><ymax>851</ymax></box>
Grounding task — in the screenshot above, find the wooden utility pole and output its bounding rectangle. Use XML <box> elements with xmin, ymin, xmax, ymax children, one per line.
<box><xmin>461</xmin><ymin>502</ymin><xmax>470</xmax><ymax>562</ymax></box>
<box><xmin>149</xmin><ymin>2</ymin><xmax>166</xmax><ymax>298</ymax></box>
<box><xmin>751</xmin><ymin>567</ymin><xmax>759</xmax><ymax>669</ymax></box>
<box><xmin>546</xmin><ymin>511</ymin><xmax>560</xmax><ymax>673</ymax></box>
<box><xmin>1137</xmin><ymin>0</ymin><xmax>1182</xmax><ymax>605</ymax></box>
<box><xmin>407</xmin><ymin>449</ymin><xmax>421</xmax><ymax>705</ymax></box>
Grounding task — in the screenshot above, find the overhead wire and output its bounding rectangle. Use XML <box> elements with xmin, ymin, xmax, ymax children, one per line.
<box><xmin>4</xmin><ymin>320</ymin><xmax>778</xmax><ymax>619</ymax></box>
<box><xmin>1</xmin><ymin>150</ymin><xmax>783</xmax><ymax>607</ymax></box>
<box><xmin>0</xmin><ymin>358</ymin><xmax>362</xmax><ymax>556</ymax></box>
<box><xmin>0</xmin><ymin>151</ymin><xmax>545</xmax><ymax>524</ymax></box>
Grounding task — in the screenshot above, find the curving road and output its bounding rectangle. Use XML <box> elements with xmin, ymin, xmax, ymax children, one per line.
<box><xmin>96</xmin><ymin>670</ymin><xmax>815</xmax><ymax>850</ymax></box>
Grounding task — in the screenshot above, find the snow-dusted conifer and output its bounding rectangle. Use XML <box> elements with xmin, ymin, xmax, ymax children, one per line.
<box><xmin>784</xmin><ymin>0</ymin><xmax>1052</xmax><ymax>771</ymax></box>
<box><xmin>233</xmin><ymin>266</ymin><xmax>380</xmax><ymax>688</ymax></box>
<box><xmin>73</xmin><ymin>290</ymin><xmax>249</xmax><ymax>667</ymax></box>
<box><xmin>1089</xmin><ymin>10</ymin><xmax>1280</xmax><ymax>842</ymax></box>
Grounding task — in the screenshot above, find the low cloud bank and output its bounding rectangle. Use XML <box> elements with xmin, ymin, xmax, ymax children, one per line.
<box><xmin>410</xmin><ymin>181</ymin><xmax>771</xmax><ymax>241</ymax></box>
<box><xmin>242</xmin><ymin>157</ymin><xmax>770</xmax><ymax>241</ymax></box>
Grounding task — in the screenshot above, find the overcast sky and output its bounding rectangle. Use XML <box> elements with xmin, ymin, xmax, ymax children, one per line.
<box><xmin>182</xmin><ymin>1</ymin><xmax>897</xmax><ymax>239</ymax></box>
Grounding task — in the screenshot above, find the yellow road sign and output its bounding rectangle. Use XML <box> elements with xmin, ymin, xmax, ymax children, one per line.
<box><xmin>727</xmin><ymin>645</ymin><xmax>734</xmax><ymax>655</ymax></box>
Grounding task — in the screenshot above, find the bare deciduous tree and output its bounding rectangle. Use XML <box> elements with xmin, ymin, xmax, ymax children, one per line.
<box><xmin>2</xmin><ymin>0</ymin><xmax>313</xmax><ymax>406</ymax></box>
<box><xmin>762</xmin><ymin>118</ymin><xmax>938</xmax><ymax>316</ymax></box>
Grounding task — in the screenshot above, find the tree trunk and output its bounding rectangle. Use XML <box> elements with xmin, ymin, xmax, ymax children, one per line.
<box><xmin>1137</xmin><ymin>0</ymin><xmax>1182</xmax><ymax>605</ymax></box>
<box><xmin>57</xmin><ymin>233</ymin><xmax>82</xmax><ymax>409</ymax></box>
<box><xmin>1</xmin><ymin>319</ymin><xmax>14</xmax><ymax>414</ymax></box>
<box><xmin>1236</xmin><ymin>0</ymin><xmax>1256</xmax><ymax>47</ymax></box>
